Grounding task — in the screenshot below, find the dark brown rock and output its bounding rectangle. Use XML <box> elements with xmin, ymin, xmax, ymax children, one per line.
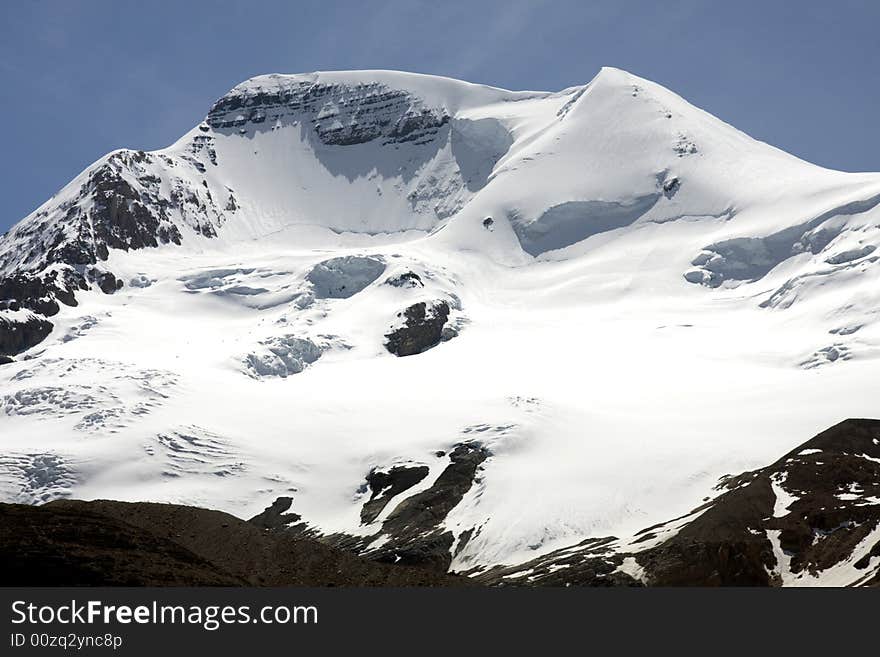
<box><xmin>0</xmin><ymin>499</ymin><xmax>472</xmax><ymax>587</ymax></box>
<box><xmin>96</xmin><ymin>271</ymin><xmax>123</xmax><ymax>294</ymax></box>
<box><xmin>247</xmin><ymin>496</ymin><xmax>302</xmax><ymax>530</ymax></box>
<box><xmin>0</xmin><ymin>269</ymin><xmax>85</xmax><ymax>317</ymax></box>
<box><xmin>385</xmin><ymin>271</ymin><xmax>424</xmax><ymax>288</ymax></box>
<box><xmin>361</xmin><ymin>465</ymin><xmax>430</xmax><ymax>524</ymax></box>
<box><xmin>0</xmin><ymin>313</ymin><xmax>53</xmax><ymax>356</ymax></box>
<box><xmin>365</xmin><ymin>443</ymin><xmax>489</xmax><ymax>571</ymax></box>
<box><xmin>384</xmin><ymin>300</ymin><xmax>450</xmax><ymax>356</ymax></box>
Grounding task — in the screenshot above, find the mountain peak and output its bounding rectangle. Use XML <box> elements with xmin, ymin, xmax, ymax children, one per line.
<box><xmin>3</xmin><ymin>68</ymin><xmax>880</xmax><ymax>584</ymax></box>
<box><xmin>2</xmin><ymin>67</ymin><xmax>880</xmax><ymax>355</ymax></box>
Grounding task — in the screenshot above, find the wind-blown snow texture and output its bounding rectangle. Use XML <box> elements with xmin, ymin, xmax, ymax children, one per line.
<box><xmin>2</xmin><ymin>68</ymin><xmax>880</xmax><ymax>585</ymax></box>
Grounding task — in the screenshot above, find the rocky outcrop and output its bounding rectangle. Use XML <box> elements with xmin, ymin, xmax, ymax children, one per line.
<box><xmin>207</xmin><ymin>78</ymin><xmax>450</xmax><ymax>147</ymax></box>
<box><xmin>248</xmin><ymin>496</ymin><xmax>303</xmax><ymax>531</ymax></box>
<box><xmin>0</xmin><ymin>267</ymin><xmax>122</xmax><ymax>355</ymax></box>
<box><xmin>635</xmin><ymin>481</ymin><xmax>776</xmax><ymax>586</ymax></box>
<box><xmin>254</xmin><ymin>442</ymin><xmax>489</xmax><ymax>574</ymax></box>
<box><xmin>367</xmin><ymin>443</ymin><xmax>488</xmax><ymax>570</ymax></box>
<box><xmin>82</xmin><ymin>155</ymin><xmax>185</xmax><ymax>256</ymax></box>
<box><xmin>360</xmin><ymin>465</ymin><xmax>430</xmax><ymax>524</ymax></box>
<box><xmin>384</xmin><ymin>300</ymin><xmax>450</xmax><ymax>356</ymax></box>
<box><xmin>0</xmin><ymin>143</ymin><xmax>238</xmax><ymax>353</ymax></box>
<box><xmin>0</xmin><ymin>312</ymin><xmax>53</xmax><ymax>357</ymax></box>
<box><xmin>0</xmin><ymin>269</ymin><xmax>86</xmax><ymax>316</ymax></box>
<box><xmin>0</xmin><ymin>266</ymin><xmax>128</xmax><ymax>355</ymax></box>
<box><xmin>95</xmin><ymin>271</ymin><xmax>123</xmax><ymax>295</ymax></box>
<box><xmin>1</xmin><ymin>151</ymin><xmax>190</xmax><ymax>277</ymax></box>
<box><xmin>385</xmin><ymin>271</ymin><xmax>424</xmax><ymax>289</ymax></box>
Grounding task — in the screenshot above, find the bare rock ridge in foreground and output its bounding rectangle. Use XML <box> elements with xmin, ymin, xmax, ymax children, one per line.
<box><xmin>2</xmin><ymin>420</ymin><xmax>876</xmax><ymax>586</ymax></box>
<box><xmin>0</xmin><ymin>499</ymin><xmax>467</xmax><ymax>586</ymax></box>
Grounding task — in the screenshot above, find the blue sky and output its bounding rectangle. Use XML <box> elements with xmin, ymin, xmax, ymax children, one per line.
<box><xmin>2</xmin><ymin>0</ymin><xmax>879</xmax><ymax>232</ymax></box>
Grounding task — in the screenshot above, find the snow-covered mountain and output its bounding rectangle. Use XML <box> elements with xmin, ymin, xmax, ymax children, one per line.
<box><xmin>2</xmin><ymin>67</ymin><xmax>880</xmax><ymax>585</ymax></box>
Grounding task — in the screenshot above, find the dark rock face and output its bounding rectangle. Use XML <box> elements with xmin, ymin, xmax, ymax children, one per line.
<box><xmin>4</xmin><ymin>419</ymin><xmax>877</xmax><ymax>588</ymax></box>
<box><xmin>247</xmin><ymin>496</ymin><xmax>303</xmax><ymax>531</ymax></box>
<box><xmin>254</xmin><ymin>442</ymin><xmax>489</xmax><ymax>574</ymax></box>
<box><xmin>361</xmin><ymin>465</ymin><xmax>430</xmax><ymax>524</ymax></box>
<box><xmin>0</xmin><ymin>269</ymin><xmax>85</xmax><ymax>316</ymax></box>
<box><xmin>384</xmin><ymin>300</ymin><xmax>450</xmax><ymax>357</ymax></box>
<box><xmin>0</xmin><ymin>266</ymin><xmax>128</xmax><ymax>354</ymax></box>
<box><xmin>0</xmin><ymin>145</ymin><xmax>234</xmax><ymax>353</ymax></box>
<box><xmin>763</xmin><ymin>420</ymin><xmax>880</xmax><ymax>577</ymax></box>
<box><xmin>385</xmin><ymin>271</ymin><xmax>424</xmax><ymax>288</ymax></box>
<box><xmin>636</xmin><ymin>481</ymin><xmax>777</xmax><ymax>586</ymax></box>
<box><xmin>0</xmin><ymin>313</ymin><xmax>53</xmax><ymax>356</ymax></box>
<box><xmin>2</xmin><ymin>151</ymin><xmax>191</xmax><ymax>279</ymax></box>
<box><xmin>86</xmin><ymin>159</ymin><xmax>183</xmax><ymax>255</ymax></box>
<box><xmin>96</xmin><ymin>271</ymin><xmax>124</xmax><ymax>295</ymax></box>
<box><xmin>0</xmin><ymin>266</ymin><xmax>121</xmax><ymax>354</ymax></box>
<box><xmin>0</xmin><ymin>355</ymin><xmax>13</xmax><ymax>365</ymax></box>
<box><xmin>207</xmin><ymin>80</ymin><xmax>450</xmax><ymax>147</ymax></box>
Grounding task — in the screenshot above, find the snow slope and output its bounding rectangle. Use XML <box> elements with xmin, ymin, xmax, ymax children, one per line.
<box><xmin>2</xmin><ymin>67</ymin><xmax>880</xmax><ymax>584</ymax></box>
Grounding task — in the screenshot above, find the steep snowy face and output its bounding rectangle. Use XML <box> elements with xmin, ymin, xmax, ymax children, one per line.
<box><xmin>0</xmin><ymin>70</ymin><xmax>533</xmax><ymax>346</ymax></box>
<box><xmin>197</xmin><ymin>71</ymin><xmax>533</xmax><ymax>239</ymax></box>
<box><xmin>0</xmin><ymin>71</ymin><xmax>535</xmax><ymax>275</ymax></box>
<box><xmin>3</xmin><ymin>68</ymin><xmax>880</xmax><ymax>584</ymax></box>
<box><xmin>436</xmin><ymin>67</ymin><xmax>880</xmax><ymax>263</ymax></box>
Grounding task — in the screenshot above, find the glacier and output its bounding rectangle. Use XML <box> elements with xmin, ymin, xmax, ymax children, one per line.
<box><xmin>1</xmin><ymin>67</ymin><xmax>880</xmax><ymax>583</ymax></box>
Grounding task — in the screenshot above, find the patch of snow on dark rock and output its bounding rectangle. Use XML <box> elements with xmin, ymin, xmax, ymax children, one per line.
<box><xmin>384</xmin><ymin>271</ymin><xmax>424</xmax><ymax>289</ymax></box>
<box><xmin>384</xmin><ymin>301</ymin><xmax>451</xmax><ymax>357</ymax></box>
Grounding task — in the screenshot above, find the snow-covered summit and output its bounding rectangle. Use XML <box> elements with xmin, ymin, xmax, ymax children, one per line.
<box><xmin>6</xmin><ymin>64</ymin><xmax>879</xmax><ymax>275</ymax></box>
<box><xmin>208</xmin><ymin>68</ymin><xmax>542</xmax><ymax>120</ymax></box>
